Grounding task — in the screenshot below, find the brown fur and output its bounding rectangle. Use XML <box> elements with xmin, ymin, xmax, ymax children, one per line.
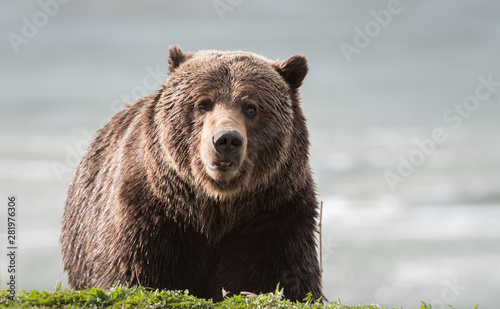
<box><xmin>60</xmin><ymin>46</ymin><xmax>322</xmax><ymax>301</ymax></box>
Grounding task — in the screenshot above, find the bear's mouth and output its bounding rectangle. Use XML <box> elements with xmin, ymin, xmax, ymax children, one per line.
<box><xmin>210</xmin><ymin>161</ymin><xmax>235</xmax><ymax>171</ymax></box>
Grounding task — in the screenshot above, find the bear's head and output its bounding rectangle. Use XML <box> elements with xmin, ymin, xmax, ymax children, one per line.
<box><xmin>155</xmin><ymin>46</ymin><xmax>308</xmax><ymax>199</ymax></box>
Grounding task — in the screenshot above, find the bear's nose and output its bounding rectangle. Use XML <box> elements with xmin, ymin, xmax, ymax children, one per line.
<box><xmin>212</xmin><ymin>130</ymin><xmax>244</xmax><ymax>155</ymax></box>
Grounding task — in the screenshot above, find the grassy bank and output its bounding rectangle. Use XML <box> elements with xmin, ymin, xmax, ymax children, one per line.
<box><xmin>0</xmin><ymin>285</ymin><xmax>474</xmax><ymax>309</ymax></box>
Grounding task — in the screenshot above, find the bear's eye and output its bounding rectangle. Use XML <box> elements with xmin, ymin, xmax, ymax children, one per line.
<box><xmin>243</xmin><ymin>102</ymin><xmax>258</xmax><ymax>117</ymax></box>
<box><xmin>196</xmin><ymin>99</ymin><xmax>212</xmax><ymax>114</ymax></box>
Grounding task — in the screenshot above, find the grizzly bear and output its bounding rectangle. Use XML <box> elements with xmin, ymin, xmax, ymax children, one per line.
<box><xmin>60</xmin><ymin>46</ymin><xmax>322</xmax><ymax>301</ymax></box>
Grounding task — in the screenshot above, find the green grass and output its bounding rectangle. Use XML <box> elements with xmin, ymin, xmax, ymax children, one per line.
<box><xmin>0</xmin><ymin>285</ymin><xmax>478</xmax><ymax>309</ymax></box>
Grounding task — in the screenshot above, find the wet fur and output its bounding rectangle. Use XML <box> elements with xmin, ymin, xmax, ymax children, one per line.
<box><xmin>60</xmin><ymin>46</ymin><xmax>322</xmax><ymax>301</ymax></box>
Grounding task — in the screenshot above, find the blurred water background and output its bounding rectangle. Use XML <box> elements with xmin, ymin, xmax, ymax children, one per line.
<box><xmin>1</xmin><ymin>0</ymin><xmax>500</xmax><ymax>308</ymax></box>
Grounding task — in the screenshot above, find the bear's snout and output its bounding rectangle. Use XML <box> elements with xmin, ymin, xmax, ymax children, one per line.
<box><xmin>212</xmin><ymin>129</ymin><xmax>244</xmax><ymax>156</ymax></box>
<box><xmin>208</xmin><ymin>128</ymin><xmax>245</xmax><ymax>177</ymax></box>
<box><xmin>200</xmin><ymin>105</ymin><xmax>248</xmax><ymax>185</ymax></box>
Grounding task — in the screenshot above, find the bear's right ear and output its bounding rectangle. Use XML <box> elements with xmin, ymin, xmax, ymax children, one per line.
<box><xmin>168</xmin><ymin>45</ymin><xmax>192</xmax><ymax>73</ymax></box>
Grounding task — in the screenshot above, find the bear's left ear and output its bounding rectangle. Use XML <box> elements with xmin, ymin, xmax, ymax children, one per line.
<box><xmin>168</xmin><ymin>45</ymin><xmax>193</xmax><ymax>73</ymax></box>
<box><xmin>273</xmin><ymin>54</ymin><xmax>309</xmax><ymax>90</ymax></box>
